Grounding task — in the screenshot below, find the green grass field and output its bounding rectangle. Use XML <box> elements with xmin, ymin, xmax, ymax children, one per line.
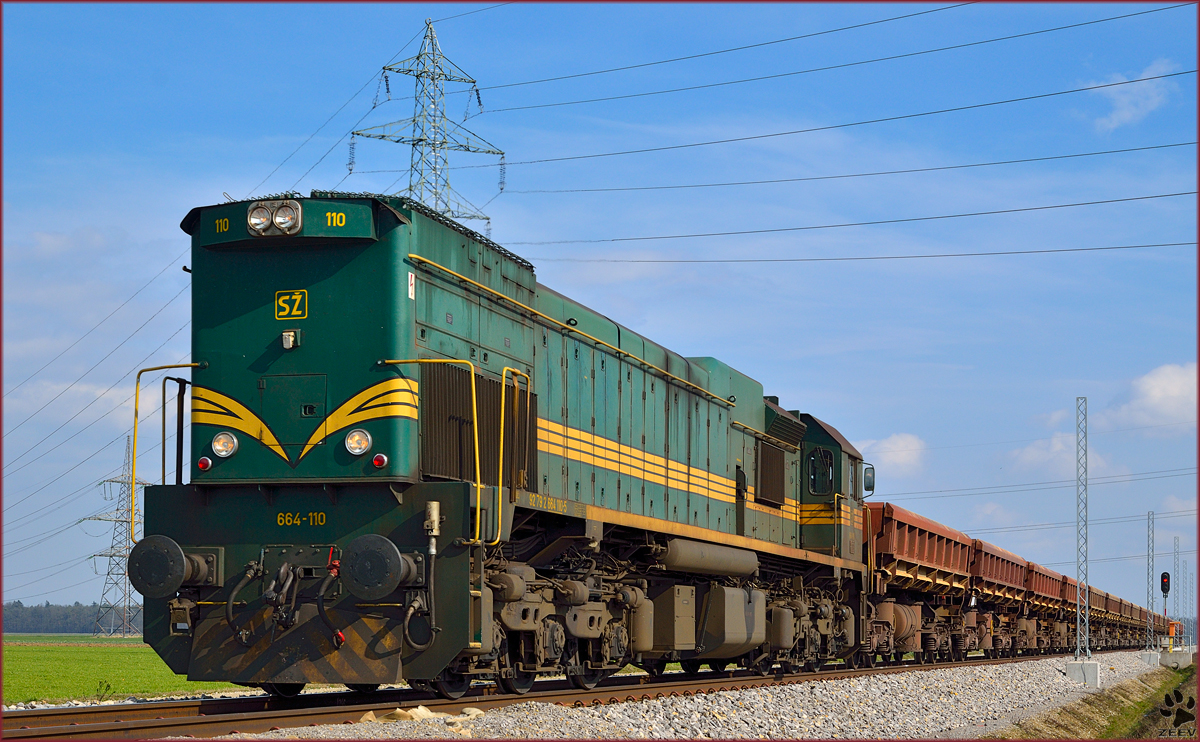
<box><xmin>3</xmin><ymin>635</ymin><xmax>242</xmax><ymax>704</ymax></box>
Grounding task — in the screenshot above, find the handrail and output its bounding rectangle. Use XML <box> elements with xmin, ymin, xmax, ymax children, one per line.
<box><xmin>730</xmin><ymin>420</ymin><xmax>799</xmax><ymax>453</ymax></box>
<box><xmin>407</xmin><ymin>253</ymin><xmax>733</xmax><ymax>409</ymax></box>
<box><xmin>491</xmin><ymin>368</ymin><xmax>531</xmax><ymax>547</ymax></box>
<box><xmin>161</xmin><ymin>376</ymin><xmax>190</xmax><ymax>485</ymax></box>
<box><xmin>131</xmin><ymin>363</ymin><xmax>204</xmax><ymax>544</ymax></box>
<box><xmin>377</xmin><ymin>358</ymin><xmax>485</xmax><ymax>545</ymax></box>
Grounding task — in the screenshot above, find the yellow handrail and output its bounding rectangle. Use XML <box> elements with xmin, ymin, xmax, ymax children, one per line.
<box><xmin>131</xmin><ymin>363</ymin><xmax>203</xmax><ymax>545</ymax></box>
<box><xmin>730</xmin><ymin>420</ymin><xmax>798</xmax><ymax>453</ymax></box>
<box><xmin>378</xmin><ymin>359</ymin><xmax>485</xmax><ymax>545</ymax></box>
<box><xmin>407</xmin><ymin>254</ymin><xmax>733</xmax><ymax>409</ymax></box>
<box><xmin>491</xmin><ymin>368</ymin><xmax>531</xmax><ymax>547</ymax></box>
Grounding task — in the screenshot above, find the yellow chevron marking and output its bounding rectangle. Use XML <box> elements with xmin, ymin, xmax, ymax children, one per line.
<box><xmin>298</xmin><ymin>377</ymin><xmax>418</xmax><ymax>462</ymax></box>
<box><xmin>192</xmin><ymin>386</ymin><xmax>288</xmax><ymax>462</ymax></box>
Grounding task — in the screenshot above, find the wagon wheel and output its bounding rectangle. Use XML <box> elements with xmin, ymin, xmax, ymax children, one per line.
<box><xmin>261</xmin><ymin>682</ymin><xmax>305</xmax><ymax>698</ymax></box>
<box><xmin>806</xmin><ymin>659</ymin><xmax>824</xmax><ymax>673</ymax></box>
<box><xmin>863</xmin><ymin>652</ymin><xmax>877</xmax><ymax>668</ymax></box>
<box><xmin>707</xmin><ymin>661</ymin><xmax>730</xmax><ymax>673</ymax></box>
<box><xmin>432</xmin><ymin>674</ymin><xmax>473</xmax><ymax>700</ymax></box>
<box><xmin>346</xmin><ymin>684</ymin><xmax>380</xmax><ymax>693</ymax></box>
<box><xmin>640</xmin><ymin>659</ymin><xmax>668</xmax><ymax>677</ymax></box>
<box><xmin>752</xmin><ymin>658</ymin><xmax>775</xmax><ymax>676</ymax></box>
<box><xmin>843</xmin><ymin>652</ymin><xmax>859</xmax><ymax>670</ymax></box>
<box><xmin>917</xmin><ymin>651</ymin><xmax>932</xmax><ymax>665</ymax></box>
<box><xmin>569</xmin><ymin>667</ymin><xmax>612</xmax><ymax>690</ymax></box>
<box><xmin>680</xmin><ymin>659</ymin><xmax>704</xmax><ymax>675</ymax></box>
<box><xmin>499</xmin><ymin>668</ymin><xmax>537</xmax><ymax>695</ymax></box>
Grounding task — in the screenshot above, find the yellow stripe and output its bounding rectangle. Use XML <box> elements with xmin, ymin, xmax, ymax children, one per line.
<box><xmin>192</xmin><ymin>386</ymin><xmax>288</xmax><ymax>462</ymax></box>
<box><xmin>298</xmin><ymin>377</ymin><xmax>418</xmax><ymax>461</ymax></box>
<box><xmin>537</xmin><ymin>418</ymin><xmax>739</xmax><ymax>503</ymax></box>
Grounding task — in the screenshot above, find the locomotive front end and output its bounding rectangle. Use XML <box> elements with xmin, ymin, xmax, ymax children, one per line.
<box><xmin>129</xmin><ymin>195</ymin><xmax>490</xmax><ymax>695</ymax></box>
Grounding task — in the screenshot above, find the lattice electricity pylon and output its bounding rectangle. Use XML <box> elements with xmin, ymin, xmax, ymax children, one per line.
<box><xmin>86</xmin><ymin>437</ymin><xmax>148</xmax><ymax>637</ymax></box>
<box><xmin>354</xmin><ymin>19</ymin><xmax>503</xmax><ymax>223</ymax></box>
<box><xmin>1147</xmin><ymin>511</ymin><xmax>1155</xmax><ymax>649</ymax></box>
<box><xmin>1075</xmin><ymin>396</ymin><xmax>1090</xmax><ymax>658</ymax></box>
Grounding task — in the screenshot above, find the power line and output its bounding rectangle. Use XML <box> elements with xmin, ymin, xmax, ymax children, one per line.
<box><xmin>511</xmin><ymin>191</ymin><xmax>1195</xmax><ymax>246</ymax></box>
<box><xmin>884</xmin><ymin>469</ymin><xmax>1196</xmax><ymax>502</ymax></box>
<box><xmin>457</xmin><ymin>71</ymin><xmax>1196</xmax><ymax>170</ymax></box>
<box><xmin>472</xmin><ymin>3</ymin><xmax>975</xmax><ymax>93</ymax></box>
<box><xmin>483</xmin><ymin>4</ymin><xmax>1192</xmax><ymax>115</ymax></box>
<box><xmin>3</xmin><ymin>284</ymin><xmax>189</xmax><ymax>439</ymax></box>
<box><xmin>860</xmin><ymin>420</ymin><xmax>1198</xmax><ymax>455</ymax></box>
<box><xmin>505</xmin><ymin>142</ymin><xmax>1196</xmax><ymax>195</ymax></box>
<box><xmin>434</xmin><ymin>2</ymin><xmax>515</xmax><ymax>23</ymax></box>
<box><xmin>971</xmin><ymin>508</ymin><xmax>1195</xmax><ymax>535</ymax></box>
<box><xmin>6</xmin><ymin>576</ymin><xmax>101</xmax><ymax>604</ymax></box>
<box><xmin>882</xmin><ymin>467</ymin><xmax>1195</xmax><ymax>497</ymax></box>
<box><xmin>247</xmin><ymin>30</ymin><xmax>426</xmax><ymax>198</ymax></box>
<box><xmin>530</xmin><ymin>241</ymin><xmax>1193</xmax><ymax>264</ymax></box>
<box><xmin>1044</xmin><ymin>549</ymin><xmax>1196</xmax><ymax>568</ymax></box>
<box><xmin>3</xmin><ymin>247</ymin><xmax>189</xmax><ymax>399</ymax></box>
<box><xmin>5</xmin><ymin>323</ymin><xmax>191</xmax><ymax>473</ymax></box>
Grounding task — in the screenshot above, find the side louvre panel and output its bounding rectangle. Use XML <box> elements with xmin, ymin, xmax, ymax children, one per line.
<box><xmin>419</xmin><ymin>363</ymin><xmax>538</xmax><ymax>490</ymax></box>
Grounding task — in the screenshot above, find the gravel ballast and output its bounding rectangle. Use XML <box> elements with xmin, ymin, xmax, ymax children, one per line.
<box><xmin>220</xmin><ymin>651</ymin><xmax>1160</xmax><ymax>739</ymax></box>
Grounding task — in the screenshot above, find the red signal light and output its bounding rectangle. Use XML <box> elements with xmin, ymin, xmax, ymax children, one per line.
<box><xmin>372</xmin><ymin>453</ymin><xmax>388</xmax><ymax>468</ymax></box>
<box><xmin>197</xmin><ymin>456</ymin><xmax>213</xmax><ymax>471</ymax></box>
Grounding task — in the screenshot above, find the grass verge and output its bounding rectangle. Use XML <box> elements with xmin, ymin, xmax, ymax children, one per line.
<box><xmin>988</xmin><ymin>663</ymin><xmax>1194</xmax><ymax>739</ymax></box>
<box><xmin>3</xmin><ymin>639</ymin><xmax>241</xmax><ymax>705</ymax></box>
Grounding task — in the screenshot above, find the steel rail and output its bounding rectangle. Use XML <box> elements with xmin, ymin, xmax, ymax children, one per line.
<box><xmin>3</xmin><ymin>649</ymin><xmax>1128</xmax><ymax>740</ymax></box>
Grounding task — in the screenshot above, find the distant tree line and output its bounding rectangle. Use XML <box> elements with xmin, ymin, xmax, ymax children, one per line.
<box><xmin>3</xmin><ymin>601</ymin><xmax>143</xmax><ymax>634</ymax></box>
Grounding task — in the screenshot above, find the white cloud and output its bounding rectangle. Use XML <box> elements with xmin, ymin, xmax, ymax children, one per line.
<box><xmin>1098</xmin><ymin>362</ymin><xmax>1197</xmax><ymax>433</ymax></box>
<box><xmin>854</xmin><ymin>433</ymin><xmax>926</xmax><ymax>478</ymax></box>
<box><xmin>1007</xmin><ymin>432</ymin><xmax>1121</xmax><ymax>479</ymax></box>
<box><xmin>1090</xmin><ymin>58</ymin><xmax>1179</xmax><ymax>133</ymax></box>
<box><xmin>1032</xmin><ymin>408</ymin><xmax>1069</xmax><ymax>429</ymax></box>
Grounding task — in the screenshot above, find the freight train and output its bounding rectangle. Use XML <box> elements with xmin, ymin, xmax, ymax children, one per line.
<box><xmin>127</xmin><ymin>192</ymin><xmax>1164</xmax><ymax>699</ymax></box>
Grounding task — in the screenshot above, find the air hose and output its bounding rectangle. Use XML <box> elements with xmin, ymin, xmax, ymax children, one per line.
<box><xmin>403</xmin><ymin>597</ymin><xmax>434</xmax><ymax>651</ymax></box>
<box><xmin>317</xmin><ymin>558</ymin><xmax>345</xmax><ymax>650</ymax></box>
<box><xmin>227</xmin><ymin>562</ymin><xmax>262</xmax><ymax>647</ymax></box>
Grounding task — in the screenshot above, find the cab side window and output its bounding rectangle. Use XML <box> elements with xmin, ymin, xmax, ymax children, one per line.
<box><xmin>807</xmin><ymin>448</ymin><xmax>834</xmax><ymax>496</ymax></box>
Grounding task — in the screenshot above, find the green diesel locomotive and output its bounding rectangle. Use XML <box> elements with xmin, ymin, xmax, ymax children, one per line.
<box><xmin>128</xmin><ymin>192</ymin><xmax>870</xmax><ymax>698</ymax></box>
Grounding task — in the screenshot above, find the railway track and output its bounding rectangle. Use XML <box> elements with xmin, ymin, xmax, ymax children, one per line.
<box><xmin>3</xmin><ymin>650</ymin><xmax>1120</xmax><ymax>740</ymax></box>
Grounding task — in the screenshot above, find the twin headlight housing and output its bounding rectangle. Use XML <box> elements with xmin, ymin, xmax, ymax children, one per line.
<box><xmin>247</xmin><ymin>199</ymin><xmax>302</xmax><ymax>236</ymax></box>
<box><xmin>204</xmin><ymin>428</ymin><xmax>383</xmax><ymax>467</ymax></box>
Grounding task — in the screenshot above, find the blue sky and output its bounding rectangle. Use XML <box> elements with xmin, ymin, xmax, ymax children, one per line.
<box><xmin>3</xmin><ymin>3</ymin><xmax>1196</xmax><ymax>615</ymax></box>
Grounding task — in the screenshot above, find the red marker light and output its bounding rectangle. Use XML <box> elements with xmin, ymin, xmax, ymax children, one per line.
<box><xmin>197</xmin><ymin>456</ymin><xmax>213</xmax><ymax>471</ymax></box>
<box><xmin>372</xmin><ymin>453</ymin><xmax>388</xmax><ymax>468</ymax></box>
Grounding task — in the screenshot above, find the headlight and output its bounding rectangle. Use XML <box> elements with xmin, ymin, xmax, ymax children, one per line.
<box><xmin>212</xmin><ymin>431</ymin><xmax>239</xmax><ymax>457</ymax></box>
<box><xmin>345</xmin><ymin>429</ymin><xmax>372</xmax><ymax>455</ymax></box>
<box><xmin>273</xmin><ymin>204</ymin><xmax>299</xmax><ymax>232</ymax></box>
<box><xmin>248</xmin><ymin>206</ymin><xmax>271</xmax><ymax>233</ymax></box>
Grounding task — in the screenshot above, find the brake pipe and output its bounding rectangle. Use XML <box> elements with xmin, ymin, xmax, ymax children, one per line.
<box><xmin>317</xmin><ymin>550</ymin><xmax>345</xmax><ymax>650</ymax></box>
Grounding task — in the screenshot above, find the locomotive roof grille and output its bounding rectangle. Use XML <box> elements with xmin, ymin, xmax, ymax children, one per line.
<box><xmin>311</xmin><ymin>190</ymin><xmax>535</xmax><ymax>273</ymax></box>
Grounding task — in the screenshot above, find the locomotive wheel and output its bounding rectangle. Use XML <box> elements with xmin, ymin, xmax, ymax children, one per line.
<box><xmin>346</xmin><ymin>684</ymin><xmax>381</xmax><ymax>693</ymax></box>
<box><xmin>569</xmin><ymin>668</ymin><xmax>611</xmax><ymax>690</ymax></box>
<box><xmin>432</xmin><ymin>674</ymin><xmax>472</xmax><ymax>700</ymax></box>
<box><xmin>261</xmin><ymin>683</ymin><xmax>305</xmax><ymax>698</ymax></box>
<box><xmin>680</xmin><ymin>659</ymin><xmax>704</xmax><ymax>675</ymax></box>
